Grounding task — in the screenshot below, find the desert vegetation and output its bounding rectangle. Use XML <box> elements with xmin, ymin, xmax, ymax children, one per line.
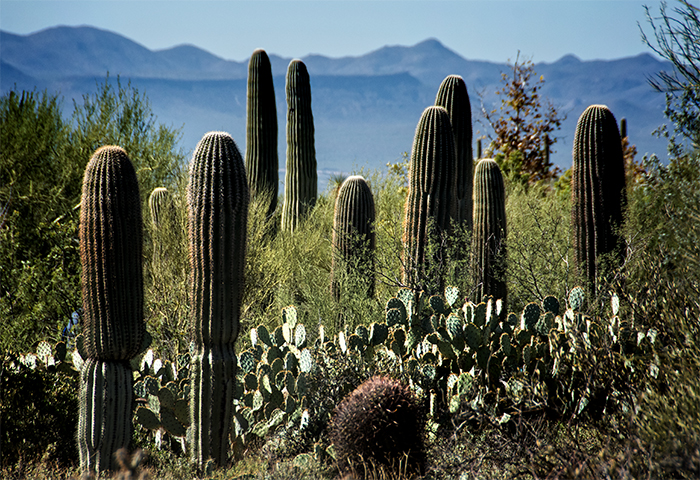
<box><xmin>1</xmin><ymin>2</ymin><xmax>699</xmax><ymax>479</ymax></box>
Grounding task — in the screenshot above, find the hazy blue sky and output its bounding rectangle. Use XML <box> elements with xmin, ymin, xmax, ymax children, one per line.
<box><xmin>1</xmin><ymin>0</ymin><xmax>668</xmax><ymax>63</ymax></box>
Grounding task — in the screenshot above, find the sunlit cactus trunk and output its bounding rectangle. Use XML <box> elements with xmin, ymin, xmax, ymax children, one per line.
<box><xmin>187</xmin><ymin>131</ymin><xmax>248</xmax><ymax>469</ymax></box>
<box><xmin>77</xmin><ymin>145</ymin><xmax>144</xmax><ymax>475</ymax></box>
<box><xmin>472</xmin><ymin>158</ymin><xmax>507</xmax><ymax>304</ymax></box>
<box><xmin>281</xmin><ymin>59</ymin><xmax>317</xmax><ymax>232</ymax></box>
<box><xmin>331</xmin><ymin>175</ymin><xmax>376</xmax><ymax>300</ymax></box>
<box><xmin>402</xmin><ymin>106</ymin><xmax>455</xmax><ymax>293</ymax></box>
<box><xmin>571</xmin><ymin>105</ymin><xmax>626</xmax><ymax>291</ymax></box>
<box><xmin>245</xmin><ymin>49</ymin><xmax>278</xmax><ymax>218</ymax></box>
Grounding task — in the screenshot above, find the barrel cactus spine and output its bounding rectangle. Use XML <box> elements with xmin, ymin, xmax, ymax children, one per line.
<box><xmin>245</xmin><ymin>49</ymin><xmax>279</xmax><ymax>217</ymax></box>
<box><xmin>402</xmin><ymin>106</ymin><xmax>456</xmax><ymax>292</ymax></box>
<box><xmin>281</xmin><ymin>59</ymin><xmax>317</xmax><ymax>232</ymax></box>
<box><xmin>187</xmin><ymin>131</ymin><xmax>248</xmax><ymax>468</ymax></box>
<box><xmin>330</xmin><ymin>376</ymin><xmax>425</xmax><ymax>478</ymax></box>
<box><xmin>78</xmin><ymin>145</ymin><xmax>144</xmax><ymax>474</ymax></box>
<box><xmin>331</xmin><ymin>175</ymin><xmax>376</xmax><ymax>300</ymax></box>
<box><xmin>472</xmin><ymin>158</ymin><xmax>507</xmax><ymax>305</ymax></box>
<box><xmin>435</xmin><ymin>74</ymin><xmax>473</xmax><ymax>228</ymax></box>
<box><xmin>571</xmin><ymin>105</ymin><xmax>626</xmax><ymax>291</ymax></box>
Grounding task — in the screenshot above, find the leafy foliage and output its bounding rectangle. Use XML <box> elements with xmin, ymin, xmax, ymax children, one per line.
<box><xmin>481</xmin><ymin>54</ymin><xmax>565</xmax><ymax>183</ymax></box>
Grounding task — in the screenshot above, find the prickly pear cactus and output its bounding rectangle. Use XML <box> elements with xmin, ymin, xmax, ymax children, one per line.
<box><xmin>77</xmin><ymin>145</ymin><xmax>144</xmax><ymax>475</ymax></box>
<box><xmin>402</xmin><ymin>106</ymin><xmax>456</xmax><ymax>292</ymax></box>
<box><xmin>435</xmin><ymin>74</ymin><xmax>473</xmax><ymax>228</ymax></box>
<box><xmin>245</xmin><ymin>49</ymin><xmax>278</xmax><ymax>217</ymax></box>
<box><xmin>187</xmin><ymin>131</ymin><xmax>249</xmax><ymax>468</ymax></box>
<box><xmin>472</xmin><ymin>158</ymin><xmax>507</xmax><ymax>305</ymax></box>
<box><xmin>281</xmin><ymin>59</ymin><xmax>317</xmax><ymax>232</ymax></box>
<box><xmin>571</xmin><ymin>105</ymin><xmax>626</xmax><ymax>290</ymax></box>
<box><xmin>331</xmin><ymin>175</ymin><xmax>376</xmax><ymax>300</ymax></box>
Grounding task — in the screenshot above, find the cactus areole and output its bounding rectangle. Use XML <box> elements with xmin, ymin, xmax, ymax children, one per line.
<box><xmin>571</xmin><ymin>105</ymin><xmax>626</xmax><ymax>289</ymax></box>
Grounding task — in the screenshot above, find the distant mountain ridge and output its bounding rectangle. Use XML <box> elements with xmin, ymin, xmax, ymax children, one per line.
<box><xmin>1</xmin><ymin>25</ymin><xmax>671</xmax><ymax>178</ymax></box>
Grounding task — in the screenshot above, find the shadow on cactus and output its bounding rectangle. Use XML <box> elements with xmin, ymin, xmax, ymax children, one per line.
<box><xmin>330</xmin><ymin>376</ymin><xmax>426</xmax><ymax>478</ymax></box>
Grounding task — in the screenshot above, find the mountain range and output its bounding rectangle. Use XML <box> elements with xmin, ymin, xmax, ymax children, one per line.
<box><xmin>1</xmin><ymin>26</ymin><xmax>672</xmax><ymax>186</ymax></box>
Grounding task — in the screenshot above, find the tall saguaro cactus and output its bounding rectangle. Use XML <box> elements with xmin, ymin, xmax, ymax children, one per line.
<box><xmin>187</xmin><ymin>131</ymin><xmax>248</xmax><ymax>468</ymax></box>
<box><xmin>435</xmin><ymin>74</ymin><xmax>473</xmax><ymax>228</ymax></box>
<box><xmin>572</xmin><ymin>105</ymin><xmax>626</xmax><ymax>290</ymax></box>
<box><xmin>331</xmin><ymin>175</ymin><xmax>376</xmax><ymax>300</ymax></box>
<box><xmin>245</xmin><ymin>49</ymin><xmax>278</xmax><ymax>217</ymax></box>
<box><xmin>282</xmin><ymin>59</ymin><xmax>317</xmax><ymax>232</ymax></box>
<box><xmin>78</xmin><ymin>145</ymin><xmax>144</xmax><ymax>475</ymax></box>
<box><xmin>472</xmin><ymin>158</ymin><xmax>507</xmax><ymax>304</ymax></box>
<box><xmin>402</xmin><ymin>106</ymin><xmax>456</xmax><ymax>292</ymax></box>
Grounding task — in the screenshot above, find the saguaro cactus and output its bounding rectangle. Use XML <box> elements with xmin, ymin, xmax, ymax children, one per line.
<box><xmin>187</xmin><ymin>131</ymin><xmax>248</xmax><ymax>468</ymax></box>
<box><xmin>402</xmin><ymin>106</ymin><xmax>456</xmax><ymax>292</ymax></box>
<box><xmin>78</xmin><ymin>145</ymin><xmax>144</xmax><ymax>474</ymax></box>
<box><xmin>331</xmin><ymin>175</ymin><xmax>376</xmax><ymax>300</ymax></box>
<box><xmin>245</xmin><ymin>49</ymin><xmax>278</xmax><ymax>217</ymax></box>
<box><xmin>571</xmin><ymin>105</ymin><xmax>626</xmax><ymax>290</ymax></box>
<box><xmin>472</xmin><ymin>158</ymin><xmax>507</xmax><ymax>304</ymax></box>
<box><xmin>282</xmin><ymin>59</ymin><xmax>317</xmax><ymax>232</ymax></box>
<box><xmin>435</xmin><ymin>74</ymin><xmax>473</xmax><ymax>228</ymax></box>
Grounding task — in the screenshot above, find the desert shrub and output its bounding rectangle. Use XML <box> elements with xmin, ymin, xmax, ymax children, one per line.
<box><xmin>0</xmin><ymin>353</ymin><xmax>79</xmax><ymax>468</ymax></box>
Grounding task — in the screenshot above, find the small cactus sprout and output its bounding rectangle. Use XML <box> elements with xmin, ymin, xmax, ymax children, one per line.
<box><xmin>572</xmin><ymin>105</ymin><xmax>626</xmax><ymax>290</ymax></box>
<box><xmin>472</xmin><ymin>158</ymin><xmax>507</xmax><ymax>305</ymax></box>
<box><xmin>282</xmin><ymin>59</ymin><xmax>317</xmax><ymax>232</ymax></box>
<box><xmin>245</xmin><ymin>49</ymin><xmax>279</xmax><ymax>217</ymax></box>
<box><xmin>149</xmin><ymin>187</ymin><xmax>175</xmax><ymax>229</ymax></box>
<box><xmin>331</xmin><ymin>175</ymin><xmax>376</xmax><ymax>300</ymax></box>
<box><xmin>78</xmin><ymin>145</ymin><xmax>144</xmax><ymax>475</ymax></box>
<box><xmin>330</xmin><ymin>376</ymin><xmax>425</xmax><ymax>478</ymax></box>
<box><xmin>402</xmin><ymin>106</ymin><xmax>456</xmax><ymax>292</ymax></box>
<box><xmin>435</xmin><ymin>74</ymin><xmax>473</xmax><ymax>228</ymax></box>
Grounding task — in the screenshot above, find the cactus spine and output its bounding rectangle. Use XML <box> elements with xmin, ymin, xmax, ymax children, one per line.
<box><xmin>472</xmin><ymin>158</ymin><xmax>507</xmax><ymax>304</ymax></box>
<box><xmin>282</xmin><ymin>59</ymin><xmax>317</xmax><ymax>232</ymax></box>
<box><xmin>331</xmin><ymin>175</ymin><xmax>376</xmax><ymax>300</ymax></box>
<box><xmin>435</xmin><ymin>75</ymin><xmax>473</xmax><ymax>228</ymax></box>
<box><xmin>245</xmin><ymin>49</ymin><xmax>278</xmax><ymax>217</ymax></box>
<box><xmin>402</xmin><ymin>106</ymin><xmax>456</xmax><ymax>292</ymax></box>
<box><xmin>571</xmin><ymin>105</ymin><xmax>626</xmax><ymax>290</ymax></box>
<box><xmin>78</xmin><ymin>145</ymin><xmax>144</xmax><ymax>474</ymax></box>
<box><xmin>187</xmin><ymin>132</ymin><xmax>248</xmax><ymax>468</ymax></box>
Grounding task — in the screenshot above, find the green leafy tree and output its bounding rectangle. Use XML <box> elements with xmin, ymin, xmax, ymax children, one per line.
<box><xmin>481</xmin><ymin>54</ymin><xmax>565</xmax><ymax>184</ymax></box>
<box><xmin>641</xmin><ymin>0</ymin><xmax>700</xmax><ymax>155</ymax></box>
<box><xmin>0</xmin><ymin>78</ymin><xmax>185</xmax><ymax>354</ymax></box>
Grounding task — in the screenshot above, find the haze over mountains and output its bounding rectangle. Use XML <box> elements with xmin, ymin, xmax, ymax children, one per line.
<box><xmin>1</xmin><ymin>26</ymin><xmax>671</xmax><ymax>184</ymax></box>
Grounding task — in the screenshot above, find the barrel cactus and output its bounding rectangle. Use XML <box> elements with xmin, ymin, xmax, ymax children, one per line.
<box><xmin>187</xmin><ymin>131</ymin><xmax>248</xmax><ymax>468</ymax></box>
<box><xmin>245</xmin><ymin>49</ymin><xmax>278</xmax><ymax>217</ymax></box>
<box><xmin>571</xmin><ymin>105</ymin><xmax>626</xmax><ymax>290</ymax></box>
<box><xmin>402</xmin><ymin>106</ymin><xmax>455</xmax><ymax>292</ymax></box>
<box><xmin>435</xmin><ymin>74</ymin><xmax>473</xmax><ymax>228</ymax></box>
<box><xmin>472</xmin><ymin>158</ymin><xmax>507</xmax><ymax>304</ymax></box>
<box><xmin>281</xmin><ymin>59</ymin><xmax>317</xmax><ymax>232</ymax></box>
<box><xmin>331</xmin><ymin>175</ymin><xmax>376</xmax><ymax>300</ymax></box>
<box><xmin>330</xmin><ymin>376</ymin><xmax>425</xmax><ymax>478</ymax></box>
<box><xmin>148</xmin><ymin>187</ymin><xmax>175</xmax><ymax>229</ymax></box>
<box><xmin>78</xmin><ymin>145</ymin><xmax>144</xmax><ymax>474</ymax></box>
